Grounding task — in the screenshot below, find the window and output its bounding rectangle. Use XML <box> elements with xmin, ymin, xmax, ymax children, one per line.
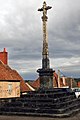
<box><xmin>8</xmin><ymin>84</ymin><xmax>12</xmax><ymax>95</ymax></box>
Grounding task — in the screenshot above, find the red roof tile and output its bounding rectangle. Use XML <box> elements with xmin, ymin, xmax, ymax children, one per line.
<box><xmin>30</xmin><ymin>77</ymin><xmax>40</xmax><ymax>89</ymax></box>
<box><xmin>0</xmin><ymin>61</ymin><xmax>32</xmax><ymax>92</ymax></box>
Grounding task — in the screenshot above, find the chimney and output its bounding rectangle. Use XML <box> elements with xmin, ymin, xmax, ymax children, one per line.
<box><xmin>0</xmin><ymin>48</ymin><xmax>8</xmax><ymax>65</ymax></box>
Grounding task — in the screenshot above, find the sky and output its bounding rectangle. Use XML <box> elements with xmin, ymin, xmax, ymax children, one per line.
<box><xmin>0</xmin><ymin>0</ymin><xmax>80</xmax><ymax>80</ymax></box>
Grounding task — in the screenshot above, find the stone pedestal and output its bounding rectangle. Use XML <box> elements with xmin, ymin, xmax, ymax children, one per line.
<box><xmin>37</xmin><ymin>68</ymin><xmax>54</xmax><ymax>88</ymax></box>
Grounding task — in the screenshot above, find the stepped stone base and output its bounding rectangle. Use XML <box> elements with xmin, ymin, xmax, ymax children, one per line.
<box><xmin>0</xmin><ymin>88</ymin><xmax>80</xmax><ymax>118</ymax></box>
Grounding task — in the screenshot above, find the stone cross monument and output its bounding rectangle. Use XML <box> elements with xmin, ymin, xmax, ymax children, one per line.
<box><xmin>37</xmin><ymin>1</ymin><xmax>54</xmax><ymax>89</ymax></box>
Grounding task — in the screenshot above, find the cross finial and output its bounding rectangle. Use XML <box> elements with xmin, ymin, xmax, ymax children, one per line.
<box><xmin>38</xmin><ymin>1</ymin><xmax>52</xmax><ymax>21</ymax></box>
<box><xmin>38</xmin><ymin>1</ymin><xmax>52</xmax><ymax>12</ymax></box>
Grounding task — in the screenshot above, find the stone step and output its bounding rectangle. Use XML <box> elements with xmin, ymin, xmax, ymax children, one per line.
<box><xmin>3</xmin><ymin>95</ymin><xmax>77</xmax><ymax>109</ymax></box>
<box><xmin>0</xmin><ymin>107</ymin><xmax>80</xmax><ymax>118</ymax></box>
<box><xmin>0</xmin><ymin>99</ymin><xmax>80</xmax><ymax>114</ymax></box>
<box><xmin>10</xmin><ymin>94</ymin><xmax>75</xmax><ymax>106</ymax></box>
<box><xmin>24</xmin><ymin>91</ymin><xmax>75</xmax><ymax>99</ymax></box>
<box><xmin>0</xmin><ymin>88</ymin><xmax>79</xmax><ymax>117</ymax></box>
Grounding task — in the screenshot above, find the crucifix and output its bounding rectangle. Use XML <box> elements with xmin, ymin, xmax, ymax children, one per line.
<box><xmin>37</xmin><ymin>1</ymin><xmax>54</xmax><ymax>89</ymax></box>
<box><xmin>38</xmin><ymin>1</ymin><xmax>52</xmax><ymax>69</ymax></box>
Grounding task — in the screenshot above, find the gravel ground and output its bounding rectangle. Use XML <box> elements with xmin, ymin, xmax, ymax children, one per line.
<box><xmin>0</xmin><ymin>113</ymin><xmax>80</xmax><ymax>120</ymax></box>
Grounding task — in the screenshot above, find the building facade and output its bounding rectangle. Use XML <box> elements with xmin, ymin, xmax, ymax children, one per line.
<box><xmin>0</xmin><ymin>80</ymin><xmax>20</xmax><ymax>98</ymax></box>
<box><xmin>0</xmin><ymin>48</ymin><xmax>32</xmax><ymax>98</ymax></box>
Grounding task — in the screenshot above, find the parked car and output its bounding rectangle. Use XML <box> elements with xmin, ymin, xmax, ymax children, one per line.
<box><xmin>72</xmin><ymin>88</ymin><xmax>80</xmax><ymax>98</ymax></box>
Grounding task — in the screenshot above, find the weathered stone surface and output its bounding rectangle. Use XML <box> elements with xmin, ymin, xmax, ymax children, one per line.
<box><xmin>0</xmin><ymin>88</ymin><xmax>80</xmax><ymax>117</ymax></box>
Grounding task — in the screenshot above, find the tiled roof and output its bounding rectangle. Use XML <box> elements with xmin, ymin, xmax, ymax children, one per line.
<box><xmin>30</xmin><ymin>77</ymin><xmax>40</xmax><ymax>89</ymax></box>
<box><xmin>0</xmin><ymin>61</ymin><xmax>32</xmax><ymax>92</ymax></box>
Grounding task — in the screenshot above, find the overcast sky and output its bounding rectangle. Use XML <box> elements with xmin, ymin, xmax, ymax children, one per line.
<box><xmin>0</xmin><ymin>0</ymin><xmax>80</xmax><ymax>80</ymax></box>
